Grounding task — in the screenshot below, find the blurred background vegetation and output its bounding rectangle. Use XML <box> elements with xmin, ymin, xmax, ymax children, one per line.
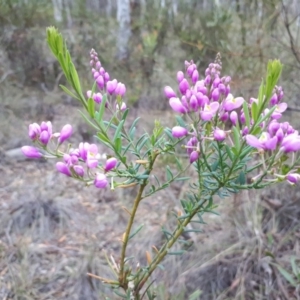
<box><xmin>1</xmin><ymin>0</ymin><xmax>300</xmax><ymax>109</ymax></box>
<box><xmin>1</xmin><ymin>0</ymin><xmax>300</xmax><ymax>299</ymax></box>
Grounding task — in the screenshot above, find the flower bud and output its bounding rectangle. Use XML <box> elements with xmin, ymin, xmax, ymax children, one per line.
<box><xmin>87</xmin><ymin>90</ymin><xmax>92</xmax><ymax>98</ymax></box>
<box><xmin>115</xmin><ymin>83</ymin><xmax>126</xmax><ymax>96</ymax></box>
<box><xmin>179</xmin><ymin>79</ymin><xmax>190</xmax><ymax>95</ymax></box>
<box><xmin>177</xmin><ymin>71</ymin><xmax>184</xmax><ymax>83</ymax></box>
<box><xmin>40</xmin><ymin>130</ymin><xmax>50</xmax><ymax>145</ymax></box>
<box><xmin>106</xmin><ymin>79</ymin><xmax>118</xmax><ymax>95</ymax></box>
<box><xmin>164</xmin><ymin>86</ymin><xmax>176</xmax><ymax>99</ymax></box>
<box><xmin>169</xmin><ymin>97</ymin><xmax>187</xmax><ymax>114</ymax></box>
<box><xmin>116</xmin><ymin>102</ymin><xmax>127</xmax><ymax>111</ymax></box>
<box><xmin>21</xmin><ymin>146</ymin><xmax>42</xmax><ymax>159</ymax></box>
<box><xmin>189</xmin><ymin>151</ymin><xmax>199</xmax><ymax>163</ymax></box>
<box><xmin>93</xmin><ymin>93</ymin><xmax>102</xmax><ymax>104</ymax></box>
<box><xmin>56</xmin><ymin>162</ymin><xmax>71</xmax><ymax>176</ymax></box>
<box><xmin>191</xmin><ymin>70</ymin><xmax>199</xmax><ymax>84</ymax></box>
<box><xmin>94</xmin><ymin>173</ymin><xmax>108</xmax><ymax>189</ymax></box>
<box><xmin>105</xmin><ymin>157</ymin><xmax>117</xmax><ymax>172</ymax></box>
<box><xmin>172</xmin><ymin>126</ymin><xmax>188</xmax><ymax>138</ymax></box>
<box><xmin>189</xmin><ymin>95</ymin><xmax>198</xmax><ymax>111</ymax></box>
<box><xmin>286</xmin><ymin>173</ymin><xmax>300</xmax><ymax>185</ymax></box>
<box><xmin>214</xmin><ymin>128</ymin><xmax>226</xmax><ymax>141</ymax></box>
<box><xmin>58</xmin><ymin>124</ymin><xmax>73</xmax><ymax>144</ymax></box>
<box><xmin>204</xmin><ymin>75</ymin><xmax>211</xmax><ymax>86</ymax></box>
<box><xmin>211</xmin><ymin>88</ymin><xmax>220</xmax><ymax>101</ymax></box>
<box><xmin>73</xmin><ymin>165</ymin><xmax>84</xmax><ymax>177</ymax></box>
<box><xmin>96</xmin><ymin>75</ymin><xmax>105</xmax><ymax>90</ymax></box>
<box><xmin>28</xmin><ymin>123</ymin><xmax>41</xmax><ymax>140</ymax></box>
<box><xmin>230</xmin><ymin>111</ymin><xmax>238</xmax><ymax>126</ymax></box>
<box><xmin>104</xmin><ymin>72</ymin><xmax>110</xmax><ymax>82</ymax></box>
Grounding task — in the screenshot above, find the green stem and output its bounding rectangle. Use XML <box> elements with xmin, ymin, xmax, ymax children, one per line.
<box><xmin>135</xmin><ymin>186</ymin><xmax>221</xmax><ymax>294</ymax></box>
<box><xmin>119</xmin><ymin>151</ymin><xmax>159</xmax><ymax>288</ymax></box>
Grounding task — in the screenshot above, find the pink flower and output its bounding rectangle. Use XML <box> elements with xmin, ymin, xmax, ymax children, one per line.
<box><xmin>200</xmin><ymin>102</ymin><xmax>219</xmax><ymax>121</ymax></box>
<box><xmin>177</xmin><ymin>71</ymin><xmax>184</xmax><ymax>83</ymax></box>
<box><xmin>116</xmin><ymin>102</ymin><xmax>127</xmax><ymax>111</ymax></box>
<box><xmin>105</xmin><ymin>157</ymin><xmax>117</xmax><ymax>172</ymax></box>
<box><xmin>270</xmin><ymin>103</ymin><xmax>288</xmax><ymax>119</ymax></box>
<box><xmin>189</xmin><ymin>151</ymin><xmax>199</xmax><ymax>163</ymax></box>
<box><xmin>246</xmin><ymin>133</ymin><xmax>278</xmax><ymax>151</ymax></box>
<box><xmin>96</xmin><ymin>75</ymin><xmax>105</xmax><ymax>89</ymax></box>
<box><xmin>191</xmin><ymin>70</ymin><xmax>199</xmax><ymax>84</ymax></box>
<box><xmin>223</xmin><ymin>94</ymin><xmax>244</xmax><ymax>111</ymax></box>
<box><xmin>106</xmin><ymin>79</ymin><xmax>118</xmax><ymax>95</ymax></box>
<box><xmin>86</xmin><ymin>144</ymin><xmax>100</xmax><ymax>168</ymax></box>
<box><xmin>179</xmin><ymin>79</ymin><xmax>190</xmax><ymax>95</ymax></box>
<box><xmin>211</xmin><ymin>88</ymin><xmax>220</xmax><ymax>101</ymax></box>
<box><xmin>93</xmin><ymin>93</ymin><xmax>103</xmax><ymax>104</ymax></box>
<box><xmin>56</xmin><ymin>162</ymin><xmax>71</xmax><ymax>176</ymax></box>
<box><xmin>21</xmin><ymin>146</ymin><xmax>42</xmax><ymax>159</ymax></box>
<box><xmin>94</xmin><ymin>173</ymin><xmax>108</xmax><ymax>188</ymax></box>
<box><xmin>214</xmin><ymin>128</ymin><xmax>226</xmax><ymax>141</ymax></box>
<box><xmin>286</xmin><ymin>173</ymin><xmax>300</xmax><ymax>185</ymax></box>
<box><xmin>281</xmin><ymin>134</ymin><xmax>300</xmax><ymax>153</ymax></box>
<box><xmin>115</xmin><ymin>82</ymin><xmax>126</xmax><ymax>96</ymax></box>
<box><xmin>73</xmin><ymin>165</ymin><xmax>84</xmax><ymax>177</ymax></box>
<box><xmin>164</xmin><ymin>86</ymin><xmax>177</xmax><ymax>99</ymax></box>
<box><xmin>172</xmin><ymin>126</ymin><xmax>188</xmax><ymax>138</ymax></box>
<box><xmin>230</xmin><ymin>111</ymin><xmax>238</xmax><ymax>126</ymax></box>
<box><xmin>28</xmin><ymin>123</ymin><xmax>41</xmax><ymax>140</ymax></box>
<box><xmin>58</xmin><ymin>124</ymin><xmax>72</xmax><ymax>144</ymax></box>
<box><xmin>189</xmin><ymin>95</ymin><xmax>198</xmax><ymax>111</ymax></box>
<box><xmin>186</xmin><ymin>137</ymin><xmax>197</xmax><ymax>155</ymax></box>
<box><xmin>169</xmin><ymin>97</ymin><xmax>187</xmax><ymax>114</ymax></box>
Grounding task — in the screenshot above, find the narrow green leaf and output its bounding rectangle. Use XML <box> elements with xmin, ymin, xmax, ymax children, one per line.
<box><xmin>188</xmin><ymin>290</ymin><xmax>202</xmax><ymax>300</ymax></box>
<box><xmin>60</xmin><ymin>84</ymin><xmax>80</xmax><ymax>101</ymax></box>
<box><xmin>113</xmin><ymin>290</ymin><xmax>127</xmax><ymax>298</ymax></box>
<box><xmin>113</xmin><ymin>120</ymin><xmax>124</xmax><ymax>143</ymax></box>
<box><xmin>115</xmin><ymin>137</ymin><xmax>122</xmax><ymax>153</ymax></box>
<box><xmin>225</xmin><ymin>144</ymin><xmax>234</xmax><ymax>161</ymax></box>
<box><xmin>121</xmin><ymin>108</ymin><xmax>129</xmax><ymax>122</ymax></box>
<box><xmin>77</xmin><ymin>110</ymin><xmax>99</xmax><ymax>131</ymax></box>
<box><xmin>175</xmin><ymin>115</ymin><xmax>186</xmax><ymax>128</ymax></box>
<box><xmin>232</xmin><ymin>126</ymin><xmax>241</xmax><ymax>152</ymax></box>
<box><xmin>166</xmin><ymin>166</ymin><xmax>173</xmax><ymax>181</ymax></box>
<box><xmin>174</xmin><ymin>177</ymin><xmax>190</xmax><ymax>182</ymax></box>
<box><xmin>290</xmin><ymin>257</ymin><xmax>299</xmax><ymax>277</ymax></box>
<box><xmin>276</xmin><ymin>264</ymin><xmax>297</xmax><ymax>286</ymax></box>
<box><xmin>251</xmin><ymin>101</ymin><xmax>259</xmax><ymax>122</ymax></box>
<box><xmin>167</xmin><ymin>250</ymin><xmax>186</xmax><ymax>255</ymax></box>
<box><xmin>242</xmin><ymin>101</ymin><xmax>251</xmax><ymax>129</ymax></box>
<box><xmin>137</xmin><ymin>136</ymin><xmax>150</xmax><ymax>153</ymax></box>
<box><xmin>129</xmin><ymin>126</ymin><xmax>136</xmax><ymax>140</ymax></box>
<box><xmin>98</xmin><ymin>94</ymin><xmax>107</xmax><ymax>121</ymax></box>
<box><xmin>129</xmin><ymin>117</ymin><xmax>140</xmax><ymax>138</ymax></box>
<box><xmin>87</xmin><ymin>97</ymin><xmax>95</xmax><ymax>118</ymax></box>
<box><xmin>236</xmin><ymin>171</ymin><xmax>246</xmax><ymax>185</ymax></box>
<box><xmin>129</xmin><ymin>224</ymin><xmax>144</xmax><ymax>240</ymax></box>
<box><xmin>97</xmin><ymin>132</ymin><xmax>111</xmax><ymax>144</ymax></box>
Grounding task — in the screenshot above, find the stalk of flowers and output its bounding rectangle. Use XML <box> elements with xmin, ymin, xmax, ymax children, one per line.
<box><xmin>87</xmin><ymin>49</ymin><xmax>127</xmax><ymax>113</ymax></box>
<box><xmin>165</xmin><ymin>57</ymin><xmax>300</xmax><ymax>187</ymax></box>
<box><xmin>22</xmin><ymin>122</ymin><xmax>72</xmax><ymax>158</ymax></box>
<box><xmin>165</xmin><ymin>55</ymin><xmax>245</xmax><ymax>165</ymax></box>
<box><xmin>22</xmin><ymin>120</ymin><xmax>117</xmax><ymax>189</ymax></box>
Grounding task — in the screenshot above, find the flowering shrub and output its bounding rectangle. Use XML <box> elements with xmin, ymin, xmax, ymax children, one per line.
<box><xmin>21</xmin><ymin>27</ymin><xmax>300</xmax><ymax>299</ymax></box>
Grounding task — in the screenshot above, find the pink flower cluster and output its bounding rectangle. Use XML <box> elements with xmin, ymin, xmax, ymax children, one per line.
<box><xmin>88</xmin><ymin>49</ymin><xmax>126</xmax><ymax>111</ymax></box>
<box><xmin>22</xmin><ymin>121</ymin><xmax>73</xmax><ymax>158</ymax></box>
<box><xmin>56</xmin><ymin>142</ymin><xmax>117</xmax><ymax>189</ymax></box>
<box><xmin>165</xmin><ymin>56</ymin><xmax>245</xmax><ymax>163</ymax></box>
<box><xmin>165</xmin><ymin>57</ymin><xmax>300</xmax><ymax>185</ymax></box>
<box><xmin>22</xmin><ymin>120</ymin><xmax>117</xmax><ymax>189</ymax></box>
